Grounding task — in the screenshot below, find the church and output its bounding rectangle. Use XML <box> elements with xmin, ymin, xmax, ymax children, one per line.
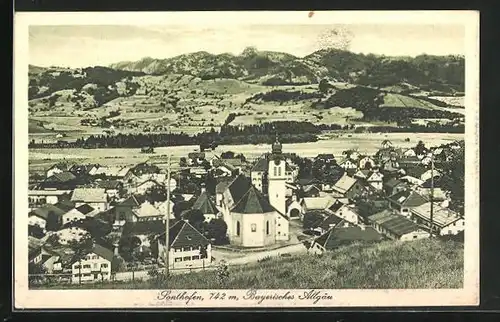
<box><xmin>218</xmin><ymin>136</ymin><xmax>291</xmax><ymax>247</ymax></box>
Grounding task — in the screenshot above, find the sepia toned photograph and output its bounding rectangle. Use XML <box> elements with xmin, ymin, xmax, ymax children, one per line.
<box><xmin>14</xmin><ymin>11</ymin><xmax>479</xmax><ymax>308</ymax></box>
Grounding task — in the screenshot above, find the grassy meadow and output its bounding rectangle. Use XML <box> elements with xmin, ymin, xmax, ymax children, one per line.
<box><xmin>32</xmin><ymin>238</ymin><xmax>464</xmax><ymax>290</ymax></box>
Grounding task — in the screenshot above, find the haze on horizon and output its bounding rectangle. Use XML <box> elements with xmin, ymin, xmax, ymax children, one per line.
<box><xmin>29</xmin><ymin>24</ymin><xmax>465</xmax><ymax>69</ymax></box>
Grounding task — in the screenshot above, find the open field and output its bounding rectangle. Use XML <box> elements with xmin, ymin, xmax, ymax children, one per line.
<box><xmin>28</xmin><ymin>132</ymin><xmax>463</xmax><ymax>173</ymax></box>
<box><xmin>31</xmin><ymin>238</ymin><xmax>463</xmax><ymax>289</ymax></box>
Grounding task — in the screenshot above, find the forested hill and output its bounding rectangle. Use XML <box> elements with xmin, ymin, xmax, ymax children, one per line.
<box><xmin>109</xmin><ymin>48</ymin><xmax>465</xmax><ymax>93</ymax></box>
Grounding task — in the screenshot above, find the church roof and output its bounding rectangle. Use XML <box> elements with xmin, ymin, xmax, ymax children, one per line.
<box><xmin>227</xmin><ymin>175</ymin><xmax>253</xmax><ymax>205</ymax></box>
<box><xmin>251</xmin><ymin>158</ymin><xmax>268</xmax><ymax>172</ymax></box>
<box><xmin>231</xmin><ymin>186</ymin><xmax>276</xmax><ymax>214</ymax></box>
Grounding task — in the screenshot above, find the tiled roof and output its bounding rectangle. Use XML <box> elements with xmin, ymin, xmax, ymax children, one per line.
<box><xmin>315</xmin><ymin>226</ymin><xmax>383</xmax><ymax>250</ymax></box>
<box><xmin>192</xmin><ymin>191</ymin><xmax>218</xmax><ymax>215</ymax></box>
<box><xmin>251</xmin><ymin>158</ymin><xmax>268</xmax><ymax>172</ymax></box>
<box><xmin>410</xmin><ymin>203</ymin><xmax>462</xmax><ymax>228</ymax></box>
<box><xmin>388</xmin><ymin>190</ymin><xmax>428</xmax><ymax>208</ymax></box>
<box><xmin>302</xmin><ymin>196</ymin><xmax>337</xmax><ymax>211</ymax></box>
<box><xmin>332</xmin><ymin>175</ymin><xmax>358</xmax><ymax>194</ymax></box>
<box><xmin>76</xmin><ymin>204</ymin><xmax>95</xmax><ymax>215</ymax></box>
<box><xmin>71</xmin><ymin>188</ymin><xmax>107</xmax><ymax>203</ymax></box>
<box><xmin>47</xmin><ymin>171</ymin><xmax>76</xmax><ymax>183</ymax></box>
<box><xmin>368</xmin><ymin>209</ymin><xmax>422</xmax><ymax>237</ymax></box>
<box><xmin>97</xmin><ymin>180</ymin><xmax>122</xmax><ymax>190</ymax></box>
<box><xmin>54</xmin><ymin>200</ymin><xmax>76</xmax><ymax>212</ymax></box>
<box><xmin>159</xmin><ymin>220</ymin><xmax>210</xmax><ymax>249</ymax></box>
<box><xmin>227</xmin><ymin>175</ymin><xmax>253</xmax><ymax>205</ymax></box>
<box><xmin>133</xmin><ymin>202</ymin><xmax>161</xmax><ymax>218</ymax></box>
<box><xmin>119</xmin><ymin>194</ymin><xmax>146</xmax><ymax>208</ymax></box>
<box><xmin>404</xmin><ymin>165</ymin><xmax>428</xmax><ymax>178</ymax></box>
<box><xmin>91</xmin><ymin>243</ymin><xmax>114</xmax><ymax>262</ymax></box>
<box><xmin>29</xmin><ymin>204</ymin><xmax>66</xmax><ymax>220</ymax></box>
<box><xmin>384</xmin><ymin>178</ymin><xmax>405</xmax><ymax>189</ymax></box>
<box><xmin>319</xmin><ymin>214</ymin><xmax>344</xmax><ymax>231</ymax></box>
<box><xmin>231</xmin><ymin>186</ymin><xmax>276</xmax><ymax>214</ymax></box>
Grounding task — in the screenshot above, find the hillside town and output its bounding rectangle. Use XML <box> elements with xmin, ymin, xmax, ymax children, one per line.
<box><xmin>27</xmin><ymin>136</ymin><xmax>465</xmax><ymax>286</ymax></box>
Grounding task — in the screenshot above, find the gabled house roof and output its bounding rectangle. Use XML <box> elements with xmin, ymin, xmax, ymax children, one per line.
<box><xmin>215</xmin><ymin>177</ymin><xmax>235</xmax><ymax>194</ymax></box>
<box><xmin>29</xmin><ymin>204</ymin><xmax>66</xmax><ymax>220</ymax></box>
<box><xmin>47</xmin><ymin>171</ymin><xmax>77</xmax><ymax>183</ymax></box>
<box><xmin>192</xmin><ymin>191</ymin><xmax>218</xmax><ymax>215</ymax></box>
<box><xmin>71</xmin><ymin>188</ymin><xmax>107</xmax><ymax>203</ymax></box>
<box><xmin>388</xmin><ymin>190</ymin><xmax>428</xmax><ymax>208</ymax></box>
<box><xmin>90</xmin><ymin>243</ymin><xmax>114</xmax><ymax>262</ymax></box>
<box><xmin>404</xmin><ymin>165</ymin><xmax>428</xmax><ymax>178</ymax></box>
<box><xmin>76</xmin><ymin>204</ymin><xmax>95</xmax><ymax>215</ymax></box>
<box><xmin>314</xmin><ymin>226</ymin><xmax>383</xmax><ymax>250</ymax></box>
<box><xmin>118</xmin><ymin>194</ymin><xmax>146</xmax><ymax>208</ymax></box>
<box><xmin>368</xmin><ymin>209</ymin><xmax>422</xmax><ymax>237</ymax></box>
<box><xmin>97</xmin><ymin>180</ymin><xmax>123</xmax><ymax>190</ymax></box>
<box><xmin>54</xmin><ymin>200</ymin><xmax>76</xmax><ymax>212</ymax></box>
<box><xmin>384</xmin><ymin>178</ymin><xmax>406</xmax><ymax>190</ymax></box>
<box><xmin>318</xmin><ymin>213</ymin><xmax>345</xmax><ymax>232</ymax></box>
<box><xmin>332</xmin><ymin>175</ymin><xmax>358</xmax><ymax>194</ymax></box>
<box><xmin>231</xmin><ymin>186</ymin><xmax>276</xmax><ymax>214</ymax></box>
<box><xmin>410</xmin><ymin>202</ymin><xmax>462</xmax><ymax>228</ymax></box>
<box><xmin>133</xmin><ymin>202</ymin><xmax>161</xmax><ymax>219</ymax></box>
<box><xmin>48</xmin><ymin>162</ymin><xmax>74</xmax><ymax>172</ymax></box>
<box><xmin>158</xmin><ymin>220</ymin><xmax>211</xmax><ymax>249</ymax></box>
<box><xmin>301</xmin><ymin>196</ymin><xmax>337</xmax><ymax>211</ymax></box>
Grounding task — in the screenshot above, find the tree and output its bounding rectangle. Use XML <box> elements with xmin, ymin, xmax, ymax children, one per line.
<box><xmin>172</xmin><ymin>200</ymin><xmax>192</xmax><ymax>219</ymax></box>
<box><xmin>45</xmin><ymin>211</ymin><xmax>61</xmax><ymax>231</ymax></box>
<box><xmin>303</xmin><ymin>212</ymin><xmax>324</xmax><ymax>230</ymax></box>
<box><xmin>28</xmin><ymin>262</ymin><xmax>47</xmax><ymax>284</ymax></box>
<box><xmin>220</xmin><ymin>151</ymin><xmax>235</xmax><ymax>159</ymax></box>
<box><xmin>205</xmin><ymin>218</ymin><xmax>228</xmax><ymax>244</ymax></box>
<box><xmin>183</xmin><ymin>209</ymin><xmax>206</xmax><ymax>231</ymax></box>
<box><xmin>144</xmin><ymin>185</ymin><xmax>168</xmax><ymax>203</ymax></box>
<box><xmin>68</xmin><ymin>235</ymin><xmax>94</xmax><ymax>285</ymax></box>
<box><xmin>318</xmin><ymin>78</ymin><xmax>331</xmax><ymax>94</ymax></box>
<box><xmin>415</xmin><ymin>140</ymin><xmax>427</xmax><ymax>155</ymax></box>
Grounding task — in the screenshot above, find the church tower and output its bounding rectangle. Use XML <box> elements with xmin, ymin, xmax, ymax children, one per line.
<box><xmin>267</xmin><ymin>134</ymin><xmax>287</xmax><ymax>215</ymax></box>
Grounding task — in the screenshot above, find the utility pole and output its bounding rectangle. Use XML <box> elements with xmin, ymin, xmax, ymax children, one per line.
<box><xmin>164</xmin><ymin>153</ymin><xmax>171</xmax><ymax>276</ymax></box>
<box><xmin>429</xmin><ymin>151</ymin><xmax>434</xmax><ymax>238</ymax></box>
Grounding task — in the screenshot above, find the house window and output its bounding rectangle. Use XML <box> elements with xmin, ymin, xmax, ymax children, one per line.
<box><xmin>73</xmin><ymin>274</ymin><xmax>79</xmax><ymax>278</ymax></box>
<box><xmin>175</xmin><ymin>258</ymin><xmax>182</xmax><ymax>262</ymax></box>
<box><xmin>266</xmin><ymin>221</ymin><xmax>270</xmax><ymax>235</ymax></box>
<box><xmin>83</xmin><ymin>264</ymin><xmax>91</xmax><ymax>269</ymax></box>
<box><xmin>83</xmin><ymin>273</ymin><xmax>91</xmax><ymax>277</ymax></box>
<box><xmin>74</xmin><ymin>265</ymin><xmax>81</xmax><ymax>269</ymax></box>
<box><xmin>93</xmin><ymin>263</ymin><xmax>98</xmax><ymax>269</ymax></box>
<box><xmin>236</xmin><ymin>221</ymin><xmax>240</xmax><ymax>236</ymax></box>
<box><xmin>413</xmin><ymin>235</ymin><xmax>418</xmax><ymax>239</ymax></box>
<box><xmin>101</xmin><ymin>263</ymin><xmax>108</xmax><ymax>268</ymax></box>
<box><xmin>192</xmin><ymin>255</ymin><xmax>200</xmax><ymax>260</ymax></box>
<box><xmin>251</xmin><ymin>224</ymin><xmax>257</xmax><ymax>232</ymax></box>
<box><xmin>448</xmin><ymin>230</ymin><xmax>452</xmax><ymax>235</ymax></box>
<box><xmin>183</xmin><ymin>256</ymin><xmax>191</xmax><ymax>261</ymax></box>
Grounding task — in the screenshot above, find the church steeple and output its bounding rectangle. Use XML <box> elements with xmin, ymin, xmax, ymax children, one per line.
<box><xmin>271</xmin><ymin>132</ymin><xmax>282</xmax><ymax>155</ymax></box>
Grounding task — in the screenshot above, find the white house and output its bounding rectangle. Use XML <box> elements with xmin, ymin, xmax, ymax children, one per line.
<box><xmin>420</xmin><ymin>169</ymin><xmax>442</xmax><ymax>183</ymax></box>
<box><xmin>365</xmin><ymin>170</ymin><xmax>384</xmax><ymax>191</ymax></box>
<box><xmin>28</xmin><ymin>204</ymin><xmax>67</xmax><ymax>231</ymax></box>
<box><xmin>358</xmin><ymin>156</ymin><xmax>376</xmax><ymax>169</ymax></box>
<box><xmin>62</xmin><ymin>204</ymin><xmax>98</xmax><ymax>224</ymax></box>
<box><xmin>339</xmin><ymin>158</ymin><xmax>358</xmax><ymax>170</ymax></box>
<box><xmin>133</xmin><ymin>179</ymin><xmax>164</xmax><ymax>195</ymax></box>
<box><xmin>71</xmin><ymin>244</ymin><xmax>114</xmax><ymax>284</ymax></box>
<box><xmin>71</xmin><ymin>188</ymin><xmax>109</xmax><ymax>211</ymax></box>
<box><xmin>158</xmin><ymin>220</ymin><xmax>212</xmax><ymax>269</ymax></box>
<box><xmin>28</xmin><ymin>190</ymin><xmax>72</xmax><ymax>208</ymax></box>
<box><xmin>368</xmin><ymin>209</ymin><xmax>430</xmax><ymax>241</ymax></box>
<box><xmin>334</xmin><ymin>204</ymin><xmax>361</xmax><ymax>225</ymax></box>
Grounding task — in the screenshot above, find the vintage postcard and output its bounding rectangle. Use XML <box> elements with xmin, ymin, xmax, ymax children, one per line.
<box><xmin>13</xmin><ymin>11</ymin><xmax>480</xmax><ymax>309</ymax></box>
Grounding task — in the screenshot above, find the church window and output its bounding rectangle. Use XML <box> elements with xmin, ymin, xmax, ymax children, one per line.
<box><xmin>273</xmin><ymin>167</ymin><xmax>277</xmax><ymax>177</ymax></box>
<box><xmin>266</xmin><ymin>221</ymin><xmax>270</xmax><ymax>235</ymax></box>
<box><xmin>278</xmin><ymin>167</ymin><xmax>282</xmax><ymax>177</ymax></box>
<box><xmin>251</xmin><ymin>224</ymin><xmax>257</xmax><ymax>232</ymax></box>
<box><xmin>236</xmin><ymin>221</ymin><xmax>240</xmax><ymax>236</ymax></box>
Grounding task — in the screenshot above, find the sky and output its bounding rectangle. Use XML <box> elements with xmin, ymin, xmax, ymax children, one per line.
<box><xmin>28</xmin><ymin>24</ymin><xmax>465</xmax><ymax>68</ymax></box>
